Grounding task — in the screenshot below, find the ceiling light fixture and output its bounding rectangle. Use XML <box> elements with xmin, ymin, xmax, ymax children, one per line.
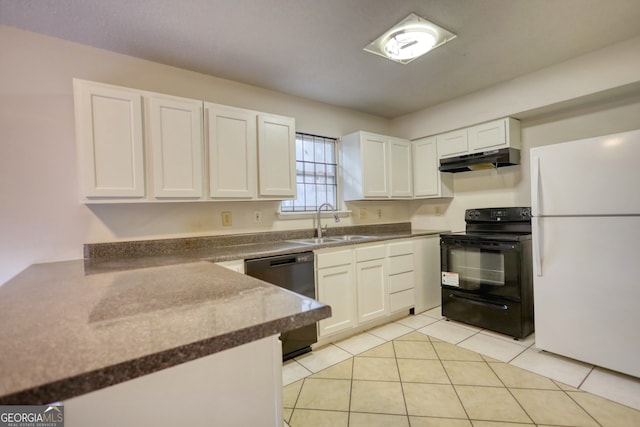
<box><xmin>364</xmin><ymin>13</ymin><xmax>456</xmax><ymax>64</ymax></box>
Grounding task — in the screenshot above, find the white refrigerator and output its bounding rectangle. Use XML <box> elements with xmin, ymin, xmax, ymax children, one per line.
<box><xmin>530</xmin><ymin>128</ymin><xmax>640</xmax><ymax>378</ymax></box>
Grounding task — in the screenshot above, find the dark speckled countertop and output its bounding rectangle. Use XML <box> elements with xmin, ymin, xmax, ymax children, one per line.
<box><xmin>0</xmin><ymin>223</ymin><xmax>446</xmax><ymax>405</ymax></box>
<box><xmin>83</xmin><ymin>223</ymin><xmax>445</xmax><ymax>273</ymax></box>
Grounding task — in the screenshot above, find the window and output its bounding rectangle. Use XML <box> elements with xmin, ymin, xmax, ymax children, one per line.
<box><xmin>281</xmin><ymin>133</ymin><xmax>338</xmax><ymax>212</ymax></box>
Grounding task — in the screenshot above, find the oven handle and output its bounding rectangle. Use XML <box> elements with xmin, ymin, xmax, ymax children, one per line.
<box><xmin>449</xmin><ymin>293</ymin><xmax>508</xmax><ymax>311</ymax></box>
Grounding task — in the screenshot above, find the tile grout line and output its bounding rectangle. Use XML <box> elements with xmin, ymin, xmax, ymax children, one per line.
<box><xmin>432</xmin><ymin>335</ymin><xmax>472</xmax><ymax>422</ymax></box>
<box><xmin>506</xmin><ymin>341</ymin><xmax>532</xmax><ymax>364</ymax></box>
<box><xmin>484</xmin><ymin>356</ymin><xmax>537</xmax><ymax>425</ymax></box>
<box><xmin>561</xmin><ymin>384</ymin><xmax>605</xmax><ymax>427</ymax></box>
<box><xmin>391</xmin><ymin>333</ymin><xmax>412</xmax><ymax>425</ymax></box>
<box><xmin>346</xmin><ymin>349</ymin><xmax>355</xmax><ymax>427</ymax></box>
<box><xmin>577</xmin><ymin>365</ymin><xmax>596</xmax><ymax>390</ymax></box>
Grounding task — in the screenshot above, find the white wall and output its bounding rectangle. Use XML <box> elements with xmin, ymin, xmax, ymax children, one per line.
<box><xmin>0</xmin><ymin>25</ymin><xmax>401</xmax><ymax>285</ymax></box>
<box><xmin>404</xmin><ymin>32</ymin><xmax>640</xmax><ymax>233</ymax></box>
<box><xmin>391</xmin><ymin>35</ymin><xmax>640</xmax><ymax>140</ymax></box>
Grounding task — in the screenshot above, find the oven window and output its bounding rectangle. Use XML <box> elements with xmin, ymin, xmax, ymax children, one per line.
<box><xmin>449</xmin><ymin>247</ymin><xmax>505</xmax><ymax>287</ymax></box>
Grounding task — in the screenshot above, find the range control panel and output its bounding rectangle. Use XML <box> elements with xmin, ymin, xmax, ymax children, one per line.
<box><xmin>465</xmin><ymin>207</ymin><xmax>531</xmax><ymax>223</ymax></box>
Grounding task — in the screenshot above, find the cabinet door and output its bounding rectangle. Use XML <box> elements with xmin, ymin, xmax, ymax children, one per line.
<box><xmin>257</xmin><ymin>114</ymin><xmax>296</xmax><ymax>198</ymax></box>
<box><xmin>413</xmin><ymin>136</ymin><xmax>454</xmax><ymax>199</ymax></box>
<box><xmin>388</xmin><ymin>138</ymin><xmax>413</xmax><ymax>198</ymax></box>
<box><xmin>317</xmin><ymin>264</ymin><xmax>356</xmax><ymax>338</ymax></box>
<box><xmin>356</xmin><ymin>249</ymin><xmax>388</xmax><ymax>323</ymax></box>
<box><xmin>361</xmin><ymin>133</ymin><xmax>389</xmax><ymax>198</ymax></box>
<box><xmin>413</xmin><ymin>236</ymin><xmax>441</xmax><ymax>313</ymax></box>
<box><xmin>74</xmin><ymin>79</ymin><xmax>145</xmax><ymax>198</ymax></box>
<box><xmin>412</xmin><ymin>137</ymin><xmax>439</xmax><ymax>197</ymax></box>
<box><xmin>468</xmin><ymin>118</ymin><xmax>506</xmax><ymax>152</ymax></box>
<box><xmin>436</xmin><ymin>129</ymin><xmax>468</xmax><ymax>159</ymax></box>
<box><xmin>148</xmin><ymin>96</ymin><xmax>203</xmax><ymax>198</ymax></box>
<box><xmin>207</xmin><ymin>104</ymin><xmax>257</xmax><ymax>199</ymax></box>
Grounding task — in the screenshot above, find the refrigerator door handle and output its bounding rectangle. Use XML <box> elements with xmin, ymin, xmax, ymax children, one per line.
<box><xmin>532</xmin><ymin>217</ymin><xmax>542</xmax><ymax>276</ymax></box>
<box><xmin>531</xmin><ymin>155</ymin><xmax>541</xmax><ymax>216</ymax></box>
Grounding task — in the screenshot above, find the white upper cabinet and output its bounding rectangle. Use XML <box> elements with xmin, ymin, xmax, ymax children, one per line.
<box><xmin>388</xmin><ymin>138</ymin><xmax>413</xmax><ymax>198</ymax></box>
<box><xmin>74</xmin><ymin>79</ymin><xmax>297</xmax><ymax>203</ymax></box>
<box><xmin>74</xmin><ymin>79</ymin><xmax>145</xmax><ymax>199</ymax></box>
<box><xmin>412</xmin><ymin>136</ymin><xmax>453</xmax><ymax>199</ymax></box>
<box><xmin>340</xmin><ymin>131</ymin><xmax>411</xmax><ymax>200</ymax></box>
<box><xmin>436</xmin><ymin>129</ymin><xmax>468</xmax><ymax>159</ymax></box>
<box><xmin>436</xmin><ymin>117</ymin><xmax>521</xmax><ymax>160</ymax></box>
<box><xmin>360</xmin><ymin>133</ymin><xmax>389</xmax><ymax>198</ymax></box>
<box><xmin>206</xmin><ymin>103</ymin><xmax>257</xmax><ymax>199</ymax></box>
<box><xmin>468</xmin><ymin>117</ymin><xmax>521</xmax><ymax>152</ymax></box>
<box><xmin>147</xmin><ymin>95</ymin><xmax>204</xmax><ymax>198</ymax></box>
<box><xmin>257</xmin><ymin>114</ymin><xmax>296</xmax><ymax>199</ymax></box>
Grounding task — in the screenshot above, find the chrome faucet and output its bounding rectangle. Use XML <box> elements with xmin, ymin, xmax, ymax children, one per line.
<box><xmin>316</xmin><ymin>202</ymin><xmax>340</xmax><ymax>238</ymax></box>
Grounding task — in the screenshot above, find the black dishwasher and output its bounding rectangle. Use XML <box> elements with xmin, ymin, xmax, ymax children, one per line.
<box><xmin>245</xmin><ymin>252</ymin><xmax>317</xmax><ymax>360</ymax></box>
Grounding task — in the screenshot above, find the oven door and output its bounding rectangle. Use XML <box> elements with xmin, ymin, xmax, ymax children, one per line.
<box><xmin>440</xmin><ymin>237</ymin><xmax>521</xmax><ymax>301</ymax></box>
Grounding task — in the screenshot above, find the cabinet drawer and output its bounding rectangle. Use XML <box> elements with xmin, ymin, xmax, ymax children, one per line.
<box><xmin>387</xmin><ymin>240</ymin><xmax>413</xmax><ymax>257</ymax></box>
<box><xmin>388</xmin><ymin>254</ymin><xmax>413</xmax><ymax>275</ymax></box>
<box><xmin>390</xmin><ymin>288</ymin><xmax>415</xmax><ymax>312</ymax></box>
<box><xmin>355</xmin><ymin>245</ymin><xmax>386</xmax><ymax>262</ymax></box>
<box><xmin>316</xmin><ymin>249</ymin><xmax>353</xmax><ymax>269</ymax></box>
<box><xmin>389</xmin><ymin>271</ymin><xmax>414</xmax><ymax>293</ymax></box>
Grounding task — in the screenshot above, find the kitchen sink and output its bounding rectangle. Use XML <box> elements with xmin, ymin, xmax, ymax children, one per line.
<box><xmin>286</xmin><ymin>237</ymin><xmax>341</xmax><ymax>245</ymax></box>
<box><xmin>330</xmin><ymin>235</ymin><xmax>375</xmax><ymax>241</ymax></box>
<box><xmin>286</xmin><ymin>235</ymin><xmax>376</xmax><ymax>245</ymax></box>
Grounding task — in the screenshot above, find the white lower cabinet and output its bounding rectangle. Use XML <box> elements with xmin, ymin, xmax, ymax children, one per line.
<box><xmin>413</xmin><ymin>236</ymin><xmax>442</xmax><ymax>313</ymax></box>
<box><xmin>316</xmin><ymin>240</ymin><xmax>417</xmax><ymax>341</ymax></box>
<box><xmin>355</xmin><ymin>245</ymin><xmax>388</xmax><ymax>323</ymax></box>
<box><xmin>387</xmin><ymin>240</ymin><xmax>415</xmax><ymax>313</ymax></box>
<box><xmin>65</xmin><ymin>336</ymin><xmax>283</xmax><ymax>427</ymax></box>
<box><xmin>316</xmin><ymin>249</ymin><xmax>356</xmax><ymax>338</ymax></box>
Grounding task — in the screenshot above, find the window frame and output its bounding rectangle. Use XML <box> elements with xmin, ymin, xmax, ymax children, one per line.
<box><xmin>280</xmin><ymin>132</ymin><xmax>342</xmax><ymax>214</ymax></box>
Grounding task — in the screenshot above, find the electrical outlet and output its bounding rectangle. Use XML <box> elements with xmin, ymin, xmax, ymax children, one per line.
<box><xmin>359</xmin><ymin>208</ymin><xmax>367</xmax><ymax>219</ymax></box>
<box><xmin>377</xmin><ymin>208</ymin><xmax>382</xmax><ymax>219</ymax></box>
<box><xmin>435</xmin><ymin>206</ymin><xmax>442</xmax><ymax>216</ymax></box>
<box><xmin>253</xmin><ymin>211</ymin><xmax>262</xmax><ymax>223</ymax></box>
<box><xmin>221</xmin><ymin>211</ymin><xmax>232</xmax><ymax>227</ymax></box>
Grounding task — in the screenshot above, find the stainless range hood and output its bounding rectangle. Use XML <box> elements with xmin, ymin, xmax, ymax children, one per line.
<box><xmin>439</xmin><ymin>148</ymin><xmax>520</xmax><ymax>173</ymax></box>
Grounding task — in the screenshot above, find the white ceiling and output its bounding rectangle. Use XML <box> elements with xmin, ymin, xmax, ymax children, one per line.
<box><xmin>2</xmin><ymin>0</ymin><xmax>640</xmax><ymax>118</ymax></box>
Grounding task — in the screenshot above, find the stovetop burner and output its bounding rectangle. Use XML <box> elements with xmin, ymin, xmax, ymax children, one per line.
<box><xmin>440</xmin><ymin>207</ymin><xmax>532</xmax><ymax>241</ymax></box>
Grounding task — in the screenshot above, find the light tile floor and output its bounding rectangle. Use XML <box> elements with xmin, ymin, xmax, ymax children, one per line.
<box><xmin>283</xmin><ymin>307</ymin><xmax>640</xmax><ymax>426</ymax></box>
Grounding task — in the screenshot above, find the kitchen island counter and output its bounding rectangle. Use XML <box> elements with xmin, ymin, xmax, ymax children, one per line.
<box><xmin>0</xmin><ymin>260</ymin><xmax>329</xmax><ymax>406</ymax></box>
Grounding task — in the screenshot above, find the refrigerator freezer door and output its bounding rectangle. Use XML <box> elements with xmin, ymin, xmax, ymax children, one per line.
<box><xmin>533</xmin><ymin>216</ymin><xmax>640</xmax><ymax>377</ymax></box>
<box><xmin>531</xmin><ymin>129</ymin><xmax>640</xmax><ymax>217</ymax></box>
